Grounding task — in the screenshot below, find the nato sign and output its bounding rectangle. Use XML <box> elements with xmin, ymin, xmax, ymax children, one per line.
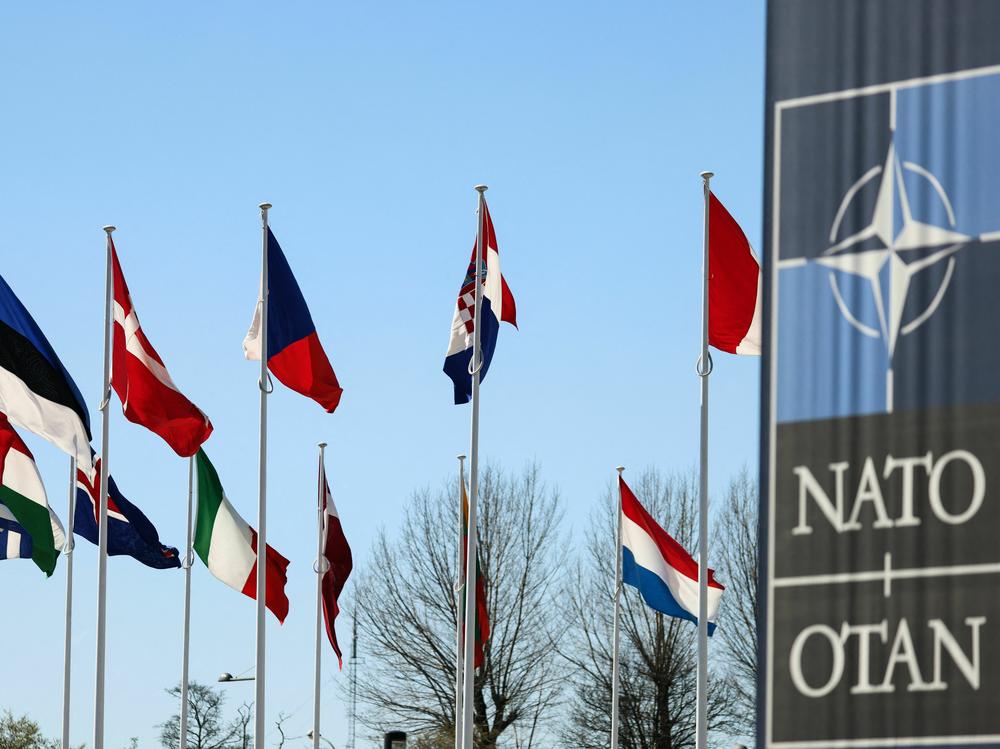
<box><xmin>761</xmin><ymin>2</ymin><xmax>1000</xmax><ymax>747</ymax></box>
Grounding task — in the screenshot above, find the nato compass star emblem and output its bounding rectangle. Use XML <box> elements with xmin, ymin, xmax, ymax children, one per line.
<box><xmin>816</xmin><ymin>136</ymin><xmax>969</xmax><ymax>394</ymax></box>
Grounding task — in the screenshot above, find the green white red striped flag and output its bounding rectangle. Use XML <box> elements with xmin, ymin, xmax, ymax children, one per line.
<box><xmin>194</xmin><ymin>449</ymin><xmax>289</xmax><ymax>622</ymax></box>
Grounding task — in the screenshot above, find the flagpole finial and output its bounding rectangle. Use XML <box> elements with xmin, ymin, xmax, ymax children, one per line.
<box><xmin>700</xmin><ymin>171</ymin><xmax>714</xmax><ymax>182</ymax></box>
<box><xmin>259</xmin><ymin>202</ymin><xmax>272</xmax><ymax>210</ymax></box>
<box><xmin>474</xmin><ymin>184</ymin><xmax>488</xmax><ymax>194</ymax></box>
<box><xmin>318</xmin><ymin>442</ymin><xmax>327</xmax><ymax>449</ymax></box>
<box><xmin>102</xmin><ymin>225</ymin><xmax>115</xmax><ymax>235</ymax></box>
<box><xmin>616</xmin><ymin>466</ymin><xmax>625</xmax><ymax>475</ymax></box>
<box><xmin>457</xmin><ymin>453</ymin><xmax>466</xmax><ymax>461</ymax></box>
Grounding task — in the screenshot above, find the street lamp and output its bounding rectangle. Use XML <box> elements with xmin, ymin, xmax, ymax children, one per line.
<box><xmin>217</xmin><ymin>672</ymin><xmax>255</xmax><ymax>683</ymax></box>
<box><xmin>306</xmin><ymin>730</ymin><xmax>336</xmax><ymax>749</ymax></box>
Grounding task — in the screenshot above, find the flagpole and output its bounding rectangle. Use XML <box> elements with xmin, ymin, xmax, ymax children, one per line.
<box><xmin>610</xmin><ymin>466</ymin><xmax>625</xmax><ymax>749</ymax></box>
<box><xmin>255</xmin><ymin>202</ymin><xmax>272</xmax><ymax>749</ymax></box>
<box><xmin>312</xmin><ymin>442</ymin><xmax>328</xmax><ymax>749</ymax></box>
<box><xmin>460</xmin><ymin>184</ymin><xmax>488</xmax><ymax>749</ymax></box>
<box><xmin>696</xmin><ymin>171</ymin><xmax>714</xmax><ymax>749</ymax></box>
<box><xmin>93</xmin><ymin>225</ymin><xmax>115</xmax><ymax>749</ymax></box>
<box><xmin>179</xmin><ymin>456</ymin><xmax>195</xmax><ymax>749</ymax></box>
<box><xmin>454</xmin><ymin>453</ymin><xmax>467</xmax><ymax>749</ymax></box>
<box><xmin>61</xmin><ymin>456</ymin><xmax>76</xmax><ymax>749</ymax></box>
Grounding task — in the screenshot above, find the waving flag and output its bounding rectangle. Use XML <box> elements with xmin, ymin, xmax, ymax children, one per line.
<box><xmin>243</xmin><ymin>229</ymin><xmax>342</xmax><ymax>414</ymax></box>
<box><xmin>461</xmin><ymin>482</ymin><xmax>490</xmax><ymax>668</ymax></box>
<box><xmin>0</xmin><ymin>505</ymin><xmax>34</xmax><ymax>562</ymax></box>
<box><xmin>0</xmin><ymin>413</ymin><xmax>65</xmax><ymax>575</ymax></box>
<box><xmin>194</xmin><ymin>449</ymin><xmax>290</xmax><ymax>622</ymax></box>
<box><xmin>619</xmin><ymin>476</ymin><xmax>723</xmax><ymax>633</ymax></box>
<box><xmin>708</xmin><ymin>193</ymin><xmax>761</xmax><ymax>356</ymax></box>
<box><xmin>111</xmin><ymin>239</ymin><xmax>213</xmax><ymax>456</ymax></box>
<box><xmin>0</xmin><ymin>273</ymin><xmax>93</xmax><ymax>471</ymax></box>
<box><xmin>75</xmin><ymin>456</ymin><xmax>180</xmax><ymax>570</ymax></box>
<box><xmin>443</xmin><ymin>200</ymin><xmax>517</xmax><ymax>404</ymax></box>
<box><xmin>319</xmin><ymin>465</ymin><xmax>352</xmax><ymax>666</ymax></box>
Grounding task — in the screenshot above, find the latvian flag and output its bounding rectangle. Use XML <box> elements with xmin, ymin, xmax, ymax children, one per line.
<box><xmin>0</xmin><ymin>273</ymin><xmax>93</xmax><ymax>472</ymax></box>
<box><xmin>194</xmin><ymin>449</ymin><xmax>290</xmax><ymax>622</ymax></box>
<box><xmin>75</xmin><ymin>456</ymin><xmax>181</xmax><ymax>570</ymax></box>
<box><xmin>708</xmin><ymin>193</ymin><xmax>761</xmax><ymax>356</ymax></box>
<box><xmin>461</xmin><ymin>481</ymin><xmax>490</xmax><ymax>668</ymax></box>
<box><xmin>443</xmin><ymin>199</ymin><xmax>517</xmax><ymax>404</ymax></box>
<box><xmin>0</xmin><ymin>413</ymin><xmax>66</xmax><ymax>575</ymax></box>
<box><xmin>619</xmin><ymin>476</ymin><xmax>724</xmax><ymax>633</ymax></box>
<box><xmin>319</xmin><ymin>465</ymin><xmax>352</xmax><ymax>666</ymax></box>
<box><xmin>111</xmin><ymin>239</ymin><xmax>213</xmax><ymax>457</ymax></box>
<box><xmin>243</xmin><ymin>229</ymin><xmax>343</xmax><ymax>414</ymax></box>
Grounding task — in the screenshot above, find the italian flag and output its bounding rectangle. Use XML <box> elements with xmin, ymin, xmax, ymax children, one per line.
<box><xmin>0</xmin><ymin>413</ymin><xmax>65</xmax><ymax>576</ymax></box>
<box><xmin>194</xmin><ymin>450</ymin><xmax>289</xmax><ymax>622</ymax></box>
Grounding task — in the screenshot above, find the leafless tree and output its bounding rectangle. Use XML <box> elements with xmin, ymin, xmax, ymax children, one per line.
<box><xmin>713</xmin><ymin>468</ymin><xmax>758</xmax><ymax>729</ymax></box>
<box><xmin>351</xmin><ymin>464</ymin><xmax>567</xmax><ymax>749</ymax></box>
<box><xmin>562</xmin><ymin>468</ymin><xmax>744</xmax><ymax>749</ymax></box>
<box><xmin>159</xmin><ymin>683</ymin><xmax>252</xmax><ymax>749</ymax></box>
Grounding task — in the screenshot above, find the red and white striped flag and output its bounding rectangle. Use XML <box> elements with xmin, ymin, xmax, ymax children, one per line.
<box><xmin>111</xmin><ymin>240</ymin><xmax>213</xmax><ymax>456</ymax></box>
<box><xmin>708</xmin><ymin>194</ymin><xmax>762</xmax><ymax>356</ymax></box>
<box><xmin>319</xmin><ymin>466</ymin><xmax>353</xmax><ymax>666</ymax></box>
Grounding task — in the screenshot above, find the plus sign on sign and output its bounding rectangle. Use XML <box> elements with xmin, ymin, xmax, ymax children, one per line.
<box><xmin>761</xmin><ymin>2</ymin><xmax>1000</xmax><ymax>747</ymax></box>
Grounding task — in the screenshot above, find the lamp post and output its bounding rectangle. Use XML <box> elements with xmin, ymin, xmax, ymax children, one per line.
<box><xmin>217</xmin><ymin>673</ymin><xmax>255</xmax><ymax>683</ymax></box>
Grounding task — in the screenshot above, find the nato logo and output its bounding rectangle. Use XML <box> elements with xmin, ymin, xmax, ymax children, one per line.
<box><xmin>773</xmin><ymin>66</ymin><xmax>1000</xmax><ymax>423</ymax></box>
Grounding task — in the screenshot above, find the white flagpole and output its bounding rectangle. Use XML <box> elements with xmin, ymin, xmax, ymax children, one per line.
<box><xmin>460</xmin><ymin>184</ymin><xmax>488</xmax><ymax>749</ymax></box>
<box><xmin>454</xmin><ymin>453</ymin><xmax>467</xmax><ymax>748</ymax></box>
<box><xmin>93</xmin><ymin>225</ymin><xmax>115</xmax><ymax>749</ymax></box>
<box><xmin>61</xmin><ymin>456</ymin><xmax>76</xmax><ymax>749</ymax></box>
<box><xmin>696</xmin><ymin>171</ymin><xmax>714</xmax><ymax>749</ymax></box>
<box><xmin>312</xmin><ymin>442</ymin><xmax>328</xmax><ymax>749</ymax></box>
<box><xmin>178</xmin><ymin>456</ymin><xmax>195</xmax><ymax>749</ymax></box>
<box><xmin>610</xmin><ymin>466</ymin><xmax>625</xmax><ymax>749</ymax></box>
<box><xmin>255</xmin><ymin>202</ymin><xmax>272</xmax><ymax>749</ymax></box>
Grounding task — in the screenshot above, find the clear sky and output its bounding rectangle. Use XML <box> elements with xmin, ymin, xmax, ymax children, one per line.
<box><xmin>0</xmin><ymin>3</ymin><xmax>764</xmax><ymax>747</ymax></box>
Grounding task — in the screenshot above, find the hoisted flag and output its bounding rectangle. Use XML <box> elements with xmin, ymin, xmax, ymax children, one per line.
<box><xmin>708</xmin><ymin>193</ymin><xmax>761</xmax><ymax>356</ymax></box>
<box><xmin>318</xmin><ymin>465</ymin><xmax>352</xmax><ymax>666</ymax></box>
<box><xmin>0</xmin><ymin>505</ymin><xmax>34</xmax><ymax>563</ymax></box>
<box><xmin>0</xmin><ymin>273</ymin><xmax>93</xmax><ymax>471</ymax></box>
<box><xmin>461</xmin><ymin>482</ymin><xmax>490</xmax><ymax>669</ymax></box>
<box><xmin>0</xmin><ymin>413</ymin><xmax>65</xmax><ymax>575</ymax></box>
<box><xmin>243</xmin><ymin>228</ymin><xmax>342</xmax><ymax>414</ymax></box>
<box><xmin>194</xmin><ymin>449</ymin><xmax>290</xmax><ymax>622</ymax></box>
<box><xmin>443</xmin><ymin>199</ymin><xmax>517</xmax><ymax>404</ymax></box>
<box><xmin>619</xmin><ymin>476</ymin><xmax>723</xmax><ymax>633</ymax></box>
<box><xmin>110</xmin><ymin>239</ymin><xmax>213</xmax><ymax>456</ymax></box>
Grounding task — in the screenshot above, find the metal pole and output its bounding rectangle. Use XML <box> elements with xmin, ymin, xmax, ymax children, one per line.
<box><xmin>349</xmin><ymin>617</ymin><xmax>357</xmax><ymax>749</ymax></box>
<box><xmin>454</xmin><ymin>453</ymin><xmax>467</xmax><ymax>748</ymax></box>
<box><xmin>61</xmin><ymin>456</ymin><xmax>76</xmax><ymax>749</ymax></box>
<box><xmin>93</xmin><ymin>225</ymin><xmax>115</xmax><ymax>749</ymax></box>
<box><xmin>460</xmin><ymin>184</ymin><xmax>488</xmax><ymax>749</ymax></box>
<box><xmin>610</xmin><ymin>466</ymin><xmax>625</xmax><ymax>749</ymax></box>
<box><xmin>313</xmin><ymin>442</ymin><xmax>328</xmax><ymax>749</ymax></box>
<box><xmin>179</xmin><ymin>456</ymin><xmax>195</xmax><ymax>749</ymax></box>
<box><xmin>696</xmin><ymin>171</ymin><xmax>714</xmax><ymax>749</ymax></box>
<box><xmin>254</xmin><ymin>202</ymin><xmax>272</xmax><ymax>749</ymax></box>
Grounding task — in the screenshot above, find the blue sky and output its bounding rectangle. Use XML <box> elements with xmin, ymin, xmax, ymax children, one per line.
<box><xmin>0</xmin><ymin>3</ymin><xmax>764</xmax><ymax>747</ymax></box>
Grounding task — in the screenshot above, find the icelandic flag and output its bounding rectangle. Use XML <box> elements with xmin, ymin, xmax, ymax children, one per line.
<box><xmin>443</xmin><ymin>199</ymin><xmax>517</xmax><ymax>404</ymax></box>
<box><xmin>74</xmin><ymin>455</ymin><xmax>180</xmax><ymax>570</ymax></box>
<box><xmin>243</xmin><ymin>228</ymin><xmax>343</xmax><ymax>414</ymax></box>
<box><xmin>0</xmin><ymin>503</ymin><xmax>34</xmax><ymax>562</ymax></box>
<box><xmin>619</xmin><ymin>476</ymin><xmax>724</xmax><ymax>633</ymax></box>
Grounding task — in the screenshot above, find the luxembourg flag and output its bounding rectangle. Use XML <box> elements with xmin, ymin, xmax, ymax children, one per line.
<box><xmin>708</xmin><ymin>193</ymin><xmax>761</xmax><ymax>356</ymax></box>
<box><xmin>244</xmin><ymin>228</ymin><xmax>343</xmax><ymax>414</ymax></box>
<box><xmin>443</xmin><ymin>199</ymin><xmax>517</xmax><ymax>405</ymax></box>
<box><xmin>619</xmin><ymin>476</ymin><xmax>724</xmax><ymax>633</ymax></box>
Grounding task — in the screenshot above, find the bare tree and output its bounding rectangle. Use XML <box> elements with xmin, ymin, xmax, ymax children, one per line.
<box><xmin>352</xmin><ymin>464</ymin><xmax>567</xmax><ymax>749</ymax></box>
<box><xmin>159</xmin><ymin>683</ymin><xmax>252</xmax><ymax>749</ymax></box>
<box><xmin>713</xmin><ymin>468</ymin><xmax>758</xmax><ymax>729</ymax></box>
<box><xmin>562</xmin><ymin>468</ymin><xmax>743</xmax><ymax>749</ymax></box>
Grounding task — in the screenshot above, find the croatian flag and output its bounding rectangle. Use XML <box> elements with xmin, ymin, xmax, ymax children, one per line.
<box><xmin>443</xmin><ymin>199</ymin><xmax>517</xmax><ymax>404</ymax></box>
<box><xmin>619</xmin><ymin>476</ymin><xmax>724</xmax><ymax>633</ymax></box>
<box><xmin>708</xmin><ymin>193</ymin><xmax>761</xmax><ymax>356</ymax></box>
<box><xmin>244</xmin><ymin>228</ymin><xmax>343</xmax><ymax>414</ymax></box>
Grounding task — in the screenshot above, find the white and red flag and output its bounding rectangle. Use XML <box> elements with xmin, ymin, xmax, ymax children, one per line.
<box><xmin>319</xmin><ymin>466</ymin><xmax>352</xmax><ymax>666</ymax></box>
<box><xmin>708</xmin><ymin>194</ymin><xmax>762</xmax><ymax>356</ymax></box>
<box><xmin>111</xmin><ymin>240</ymin><xmax>213</xmax><ymax>456</ymax></box>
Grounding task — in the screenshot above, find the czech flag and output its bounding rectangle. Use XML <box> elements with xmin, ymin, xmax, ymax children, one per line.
<box><xmin>708</xmin><ymin>193</ymin><xmax>761</xmax><ymax>356</ymax></box>
<box><xmin>619</xmin><ymin>476</ymin><xmax>724</xmax><ymax>633</ymax></box>
<box><xmin>443</xmin><ymin>199</ymin><xmax>517</xmax><ymax>405</ymax></box>
<box><xmin>244</xmin><ymin>228</ymin><xmax>343</xmax><ymax>413</ymax></box>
